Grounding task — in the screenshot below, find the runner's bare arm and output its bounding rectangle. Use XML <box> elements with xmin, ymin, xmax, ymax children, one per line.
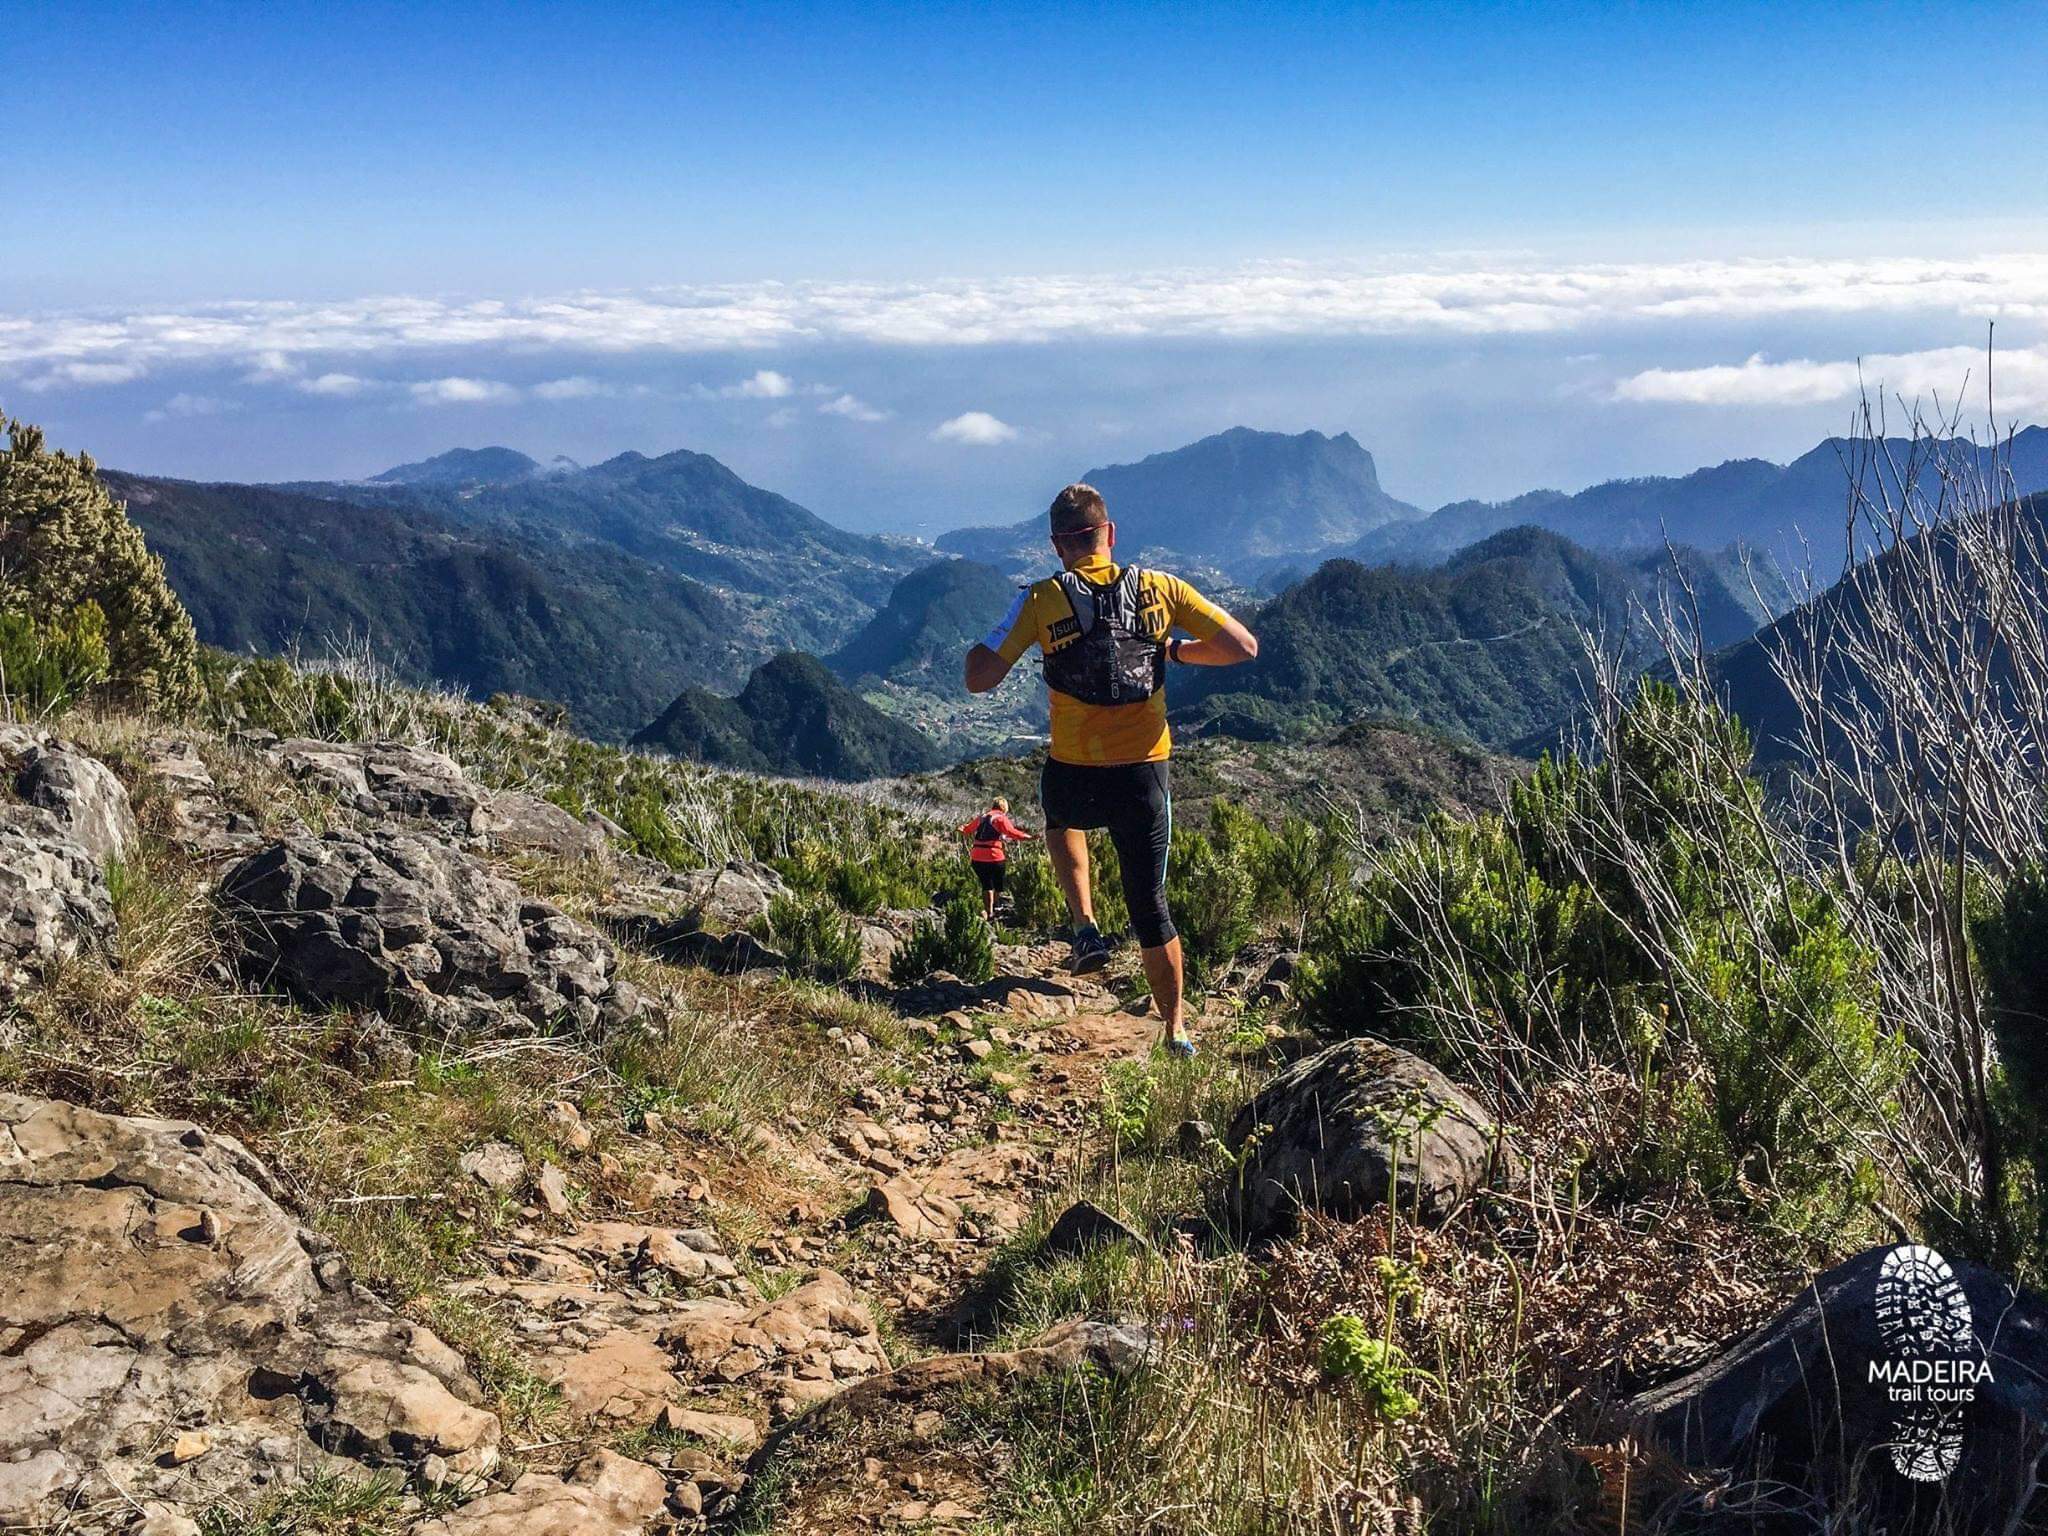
<box><xmin>1172</xmin><ymin>609</ymin><xmax>1259</xmax><ymax>666</ymax></box>
<box><xmin>965</xmin><ymin>586</ymin><xmax>1032</xmax><ymax>693</ymax></box>
<box><xmin>964</xmin><ymin>644</ymin><xmax>1014</xmax><ymax>693</ymax></box>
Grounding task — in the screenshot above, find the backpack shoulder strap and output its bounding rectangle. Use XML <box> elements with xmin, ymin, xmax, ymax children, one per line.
<box><xmin>1052</xmin><ymin>570</ymin><xmax>1098</xmax><ymax>634</ymax></box>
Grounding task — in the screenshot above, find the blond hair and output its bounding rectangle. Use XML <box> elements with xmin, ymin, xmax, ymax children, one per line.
<box><xmin>992</xmin><ymin>797</ymin><xmax>1009</xmax><ymax>812</ymax></box>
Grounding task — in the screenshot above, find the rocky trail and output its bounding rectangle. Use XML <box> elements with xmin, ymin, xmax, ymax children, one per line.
<box><xmin>8</xmin><ymin>720</ymin><xmax>2042</xmax><ymax>1535</ymax></box>
<box><xmin>0</xmin><ymin>724</ymin><xmax>1264</xmax><ymax>1535</ymax></box>
<box><xmin>437</xmin><ymin>945</ymin><xmax>1236</xmax><ymax>1533</ymax></box>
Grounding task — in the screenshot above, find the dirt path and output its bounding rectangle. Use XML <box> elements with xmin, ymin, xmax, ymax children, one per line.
<box><xmin>458</xmin><ymin>935</ymin><xmax>1227</xmax><ymax>1530</ymax></box>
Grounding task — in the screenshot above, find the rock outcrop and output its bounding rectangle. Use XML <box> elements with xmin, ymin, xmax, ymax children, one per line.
<box><xmin>598</xmin><ymin>905</ymin><xmax>788</xmax><ymax>974</ymax></box>
<box><xmin>1634</xmin><ymin>1244</ymin><xmax>2048</xmax><ymax>1536</ymax></box>
<box><xmin>0</xmin><ymin>1095</ymin><xmax>499</xmax><ymax>1526</ymax></box>
<box><xmin>0</xmin><ymin>802</ymin><xmax>118</xmax><ymax>996</ymax></box>
<box><xmin>662</xmin><ymin>860</ymin><xmax>790</xmax><ymax>930</ymax></box>
<box><xmin>415</xmin><ymin>1449</ymin><xmax>669</xmax><ymax>1536</ymax></box>
<box><xmin>137</xmin><ymin>737</ymin><xmax>263</xmax><ymax>855</ymax></box>
<box><xmin>1223</xmin><ymin>1035</ymin><xmax>1510</xmax><ymax>1237</ymax></box>
<box><xmin>14</xmin><ymin>742</ymin><xmax>138</xmax><ymax>867</ymax></box>
<box><xmin>219</xmin><ymin>829</ymin><xmax>638</xmax><ymax>1035</ymax></box>
<box><xmin>268</xmin><ymin>738</ymin><xmax>605</xmax><ymax>859</ymax></box>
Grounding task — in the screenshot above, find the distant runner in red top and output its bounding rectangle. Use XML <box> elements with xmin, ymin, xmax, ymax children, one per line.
<box><xmin>958</xmin><ymin>797</ymin><xmax>1036</xmax><ymax>923</ymax></box>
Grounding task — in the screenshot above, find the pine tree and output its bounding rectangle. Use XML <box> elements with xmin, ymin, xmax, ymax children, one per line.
<box><xmin>0</xmin><ymin>414</ymin><xmax>201</xmax><ymax>714</ymax></box>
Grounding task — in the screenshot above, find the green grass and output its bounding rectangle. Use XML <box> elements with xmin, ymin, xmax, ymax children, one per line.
<box><xmin>198</xmin><ymin>1470</ymin><xmax>459</xmax><ymax>1536</ymax></box>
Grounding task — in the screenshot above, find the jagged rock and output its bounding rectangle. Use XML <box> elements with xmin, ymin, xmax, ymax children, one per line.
<box><xmin>662</xmin><ymin>861</ymin><xmax>791</xmax><ymax>930</ymax></box>
<box><xmin>669</xmin><ymin>1270</ymin><xmax>888</xmax><ymax>1404</ymax></box>
<box><xmin>861</xmin><ymin>1149</ymin><xmax>1035</xmax><ymax>1241</ymax></box>
<box><xmin>858</xmin><ymin>922</ymin><xmax>898</xmax><ymax>979</ymax></box>
<box><xmin>415</xmin><ymin>1449</ymin><xmax>668</xmax><ymax>1536</ymax></box>
<box><xmin>460</xmin><ymin>1141</ymin><xmax>528</xmax><ymax>1192</ymax></box>
<box><xmin>133</xmin><ymin>1505</ymin><xmax>201</xmax><ymax>1536</ymax></box>
<box><xmin>537</xmin><ymin>1162</ymin><xmax>573</xmax><ymax>1216</ymax></box>
<box><xmin>658</xmin><ymin>1404</ymin><xmax>760</xmax><ymax>1452</ymax></box>
<box><xmin>0</xmin><ymin>802</ymin><xmax>117</xmax><ymax>996</ymax></box>
<box><xmin>547</xmin><ymin>1320</ymin><xmax>683</xmax><ymax>1424</ymax></box>
<box><xmin>268</xmin><ymin>739</ymin><xmax>603</xmax><ymax>858</ymax></box>
<box><xmin>137</xmin><ymin>737</ymin><xmax>262</xmax><ymax>855</ymax></box>
<box><xmin>1042</xmin><ymin>1199</ymin><xmax>1144</xmax><ymax>1257</ymax></box>
<box><xmin>474</xmin><ymin>791</ymin><xmax>608</xmax><ymax>859</ymax></box>
<box><xmin>1223</xmin><ymin>1036</ymin><xmax>1512</xmax><ymax>1237</ymax></box>
<box><xmin>218</xmin><ymin>829</ymin><xmax>637</xmax><ymax>1035</ymax></box>
<box><xmin>273</xmin><ymin>738</ymin><xmax>474</xmax><ymax>821</ymax></box>
<box><xmin>0</xmin><ymin>1095</ymin><xmax>498</xmax><ymax>1525</ymax></box>
<box><xmin>866</xmin><ymin>1177</ymin><xmax>965</xmax><ymax>1240</ymax></box>
<box><xmin>15</xmin><ymin>744</ymin><xmax>137</xmax><ymax>867</ymax></box>
<box><xmin>543</xmin><ymin>1098</ymin><xmax>593</xmax><ymax>1152</ymax></box>
<box><xmin>1251</xmin><ymin>950</ymin><xmax>1301</xmax><ymax>1007</ymax></box>
<box><xmin>1633</xmin><ymin>1244</ymin><xmax>2048</xmax><ymax>1535</ymax></box>
<box><xmin>598</xmin><ymin>907</ymin><xmax>787</xmax><ymax>974</ymax></box>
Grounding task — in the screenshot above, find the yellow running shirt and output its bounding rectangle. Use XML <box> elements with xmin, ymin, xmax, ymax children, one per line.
<box><xmin>987</xmin><ymin>553</ymin><xmax>1229</xmax><ymax>766</ymax></box>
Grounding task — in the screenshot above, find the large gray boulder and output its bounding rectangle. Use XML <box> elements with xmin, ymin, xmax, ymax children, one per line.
<box><xmin>15</xmin><ymin>745</ymin><xmax>138</xmax><ymax>868</ymax></box>
<box><xmin>1633</xmin><ymin>1244</ymin><xmax>2048</xmax><ymax>1535</ymax></box>
<box><xmin>0</xmin><ymin>803</ymin><xmax>117</xmax><ymax>996</ymax></box>
<box><xmin>219</xmin><ymin>829</ymin><xmax>637</xmax><ymax>1035</ymax></box>
<box><xmin>0</xmin><ymin>1095</ymin><xmax>500</xmax><ymax>1526</ymax></box>
<box><xmin>268</xmin><ymin>739</ymin><xmax>605</xmax><ymax>859</ymax></box>
<box><xmin>136</xmin><ymin>737</ymin><xmax>262</xmax><ymax>856</ymax></box>
<box><xmin>666</xmin><ymin>861</ymin><xmax>791</xmax><ymax>930</ymax></box>
<box><xmin>1223</xmin><ymin>1036</ymin><xmax>1511</xmax><ymax>1237</ymax></box>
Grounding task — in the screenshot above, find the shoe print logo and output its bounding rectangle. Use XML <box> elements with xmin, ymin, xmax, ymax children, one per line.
<box><xmin>1868</xmin><ymin>1244</ymin><xmax>1987</xmax><ymax>1482</ymax></box>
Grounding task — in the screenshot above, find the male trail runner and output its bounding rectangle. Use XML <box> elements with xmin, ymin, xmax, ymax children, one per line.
<box><xmin>963</xmin><ymin>483</ymin><xmax>1258</xmax><ymax>1055</ymax></box>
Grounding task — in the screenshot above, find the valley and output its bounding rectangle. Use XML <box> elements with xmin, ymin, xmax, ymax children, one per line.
<box><xmin>110</xmin><ymin>420</ymin><xmax>2045</xmax><ymax>779</ymax></box>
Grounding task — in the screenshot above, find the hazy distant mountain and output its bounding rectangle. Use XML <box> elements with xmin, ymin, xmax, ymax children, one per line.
<box><xmin>368</xmin><ymin>446</ymin><xmax>576</xmax><ymax>487</ymax></box>
<box><xmin>109</xmin><ymin>471</ymin><xmax>746</xmax><ymax>739</ymax></box>
<box><xmin>937</xmin><ymin>427</ymin><xmax>1423</xmax><ymax>579</ymax></box>
<box><xmin>1339</xmin><ymin>426</ymin><xmax>2048</xmax><ymax>569</ymax></box>
<box><xmin>1706</xmin><ymin>488</ymin><xmax>2048</xmax><ymax>766</ymax></box>
<box><xmin>828</xmin><ymin>558</ymin><xmax>1016</xmax><ymax>693</ymax></box>
<box><xmin>293</xmin><ymin>445</ymin><xmax>927</xmax><ymax>654</ymax></box>
<box><xmin>633</xmin><ymin>651</ymin><xmax>941</xmax><ymax>780</ymax></box>
<box><xmin>1171</xmin><ymin>526</ymin><xmax>1772</xmax><ymax>749</ymax></box>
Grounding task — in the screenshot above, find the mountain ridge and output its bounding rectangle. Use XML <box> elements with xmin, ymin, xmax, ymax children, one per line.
<box><xmin>1170</xmin><ymin>524</ymin><xmax>1775</xmax><ymax>749</ymax></box>
<box><xmin>937</xmin><ymin>426</ymin><xmax>1424</xmax><ymax>579</ymax></box>
<box><xmin>106</xmin><ymin>469</ymin><xmax>750</xmax><ymax>740</ymax></box>
<box><xmin>632</xmin><ymin>651</ymin><xmax>943</xmax><ymax>780</ymax></box>
<box><xmin>1339</xmin><ymin>426</ymin><xmax>2048</xmax><ymax>568</ymax></box>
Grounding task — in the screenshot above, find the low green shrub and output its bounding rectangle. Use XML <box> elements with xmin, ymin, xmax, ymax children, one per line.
<box><xmin>1208</xmin><ymin>800</ymin><xmax>1348</xmax><ymax>922</ymax></box>
<box><xmin>1300</xmin><ymin>683</ymin><xmax>1906</xmax><ymax>1238</ymax></box>
<box><xmin>1004</xmin><ymin>845</ymin><xmax>1066</xmax><ymax>932</ymax></box>
<box><xmin>1978</xmin><ymin>861</ymin><xmax>2048</xmax><ymax>1256</ymax></box>
<box><xmin>1164</xmin><ymin>829</ymin><xmax>1254</xmax><ymax>986</ymax></box>
<box><xmin>757</xmin><ymin>893</ymin><xmax>863</xmax><ymax>983</ymax></box>
<box><xmin>0</xmin><ymin>600</ymin><xmax>110</xmax><ymax>718</ymax></box>
<box><xmin>890</xmin><ymin>896</ymin><xmax>996</xmax><ymax>985</ymax></box>
<box><xmin>1318</xmin><ymin>1313</ymin><xmax>1420</xmax><ymax>1420</ymax></box>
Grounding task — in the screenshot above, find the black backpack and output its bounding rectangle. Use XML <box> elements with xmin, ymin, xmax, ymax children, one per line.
<box><xmin>1041</xmin><ymin>566</ymin><xmax>1166</xmax><ymax>707</ymax></box>
<box><xmin>973</xmin><ymin>813</ymin><xmax>1000</xmax><ymax>846</ymax></box>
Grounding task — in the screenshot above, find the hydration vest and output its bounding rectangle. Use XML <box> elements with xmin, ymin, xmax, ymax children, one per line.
<box><xmin>1041</xmin><ymin>566</ymin><xmax>1167</xmax><ymax>707</ymax></box>
<box><xmin>973</xmin><ymin>813</ymin><xmax>1000</xmax><ymax>847</ymax></box>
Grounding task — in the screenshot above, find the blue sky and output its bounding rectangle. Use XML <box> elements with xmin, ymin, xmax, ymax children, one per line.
<box><xmin>7</xmin><ymin>1</ymin><xmax>2048</xmax><ymax>530</ymax></box>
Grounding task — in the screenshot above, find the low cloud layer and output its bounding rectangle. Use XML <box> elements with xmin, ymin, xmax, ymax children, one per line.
<box><xmin>1615</xmin><ymin>344</ymin><xmax>2048</xmax><ymax>413</ymax></box>
<box><xmin>5</xmin><ymin>256</ymin><xmax>2044</xmax><ymax>389</ymax></box>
